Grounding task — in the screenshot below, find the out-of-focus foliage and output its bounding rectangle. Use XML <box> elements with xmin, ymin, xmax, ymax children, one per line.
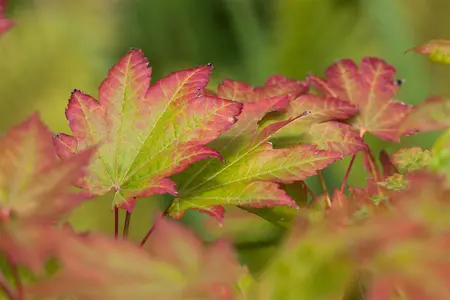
<box><xmin>407</xmin><ymin>39</ymin><xmax>450</xmax><ymax>64</ymax></box>
<box><xmin>0</xmin><ymin>0</ymin><xmax>118</xmax><ymax>131</ymax></box>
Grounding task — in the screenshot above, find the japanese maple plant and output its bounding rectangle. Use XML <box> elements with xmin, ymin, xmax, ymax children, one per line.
<box><xmin>3</xmin><ymin>3</ymin><xmax>450</xmax><ymax>299</ymax></box>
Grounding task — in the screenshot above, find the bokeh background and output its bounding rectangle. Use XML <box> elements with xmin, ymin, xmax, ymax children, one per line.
<box><xmin>2</xmin><ymin>0</ymin><xmax>450</xmax><ymax>274</ymax></box>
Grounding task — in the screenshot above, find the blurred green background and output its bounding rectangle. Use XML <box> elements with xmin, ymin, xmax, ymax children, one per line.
<box><xmin>2</xmin><ymin>0</ymin><xmax>450</xmax><ymax>274</ymax></box>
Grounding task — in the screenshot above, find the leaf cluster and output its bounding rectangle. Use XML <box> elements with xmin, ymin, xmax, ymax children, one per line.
<box><xmin>3</xmin><ymin>11</ymin><xmax>450</xmax><ymax>299</ymax></box>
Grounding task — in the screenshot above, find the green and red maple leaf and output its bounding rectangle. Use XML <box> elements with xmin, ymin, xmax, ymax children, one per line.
<box><xmin>53</xmin><ymin>49</ymin><xmax>243</xmax><ymax>211</ymax></box>
<box><xmin>168</xmin><ymin>76</ymin><xmax>345</xmax><ymax>222</ymax></box>
<box><xmin>264</xmin><ymin>88</ymin><xmax>367</xmax><ymax>156</ymax></box>
<box><xmin>27</xmin><ymin>218</ymin><xmax>247</xmax><ymax>300</ymax></box>
<box><xmin>0</xmin><ymin>114</ymin><xmax>94</xmax><ymax>271</ymax></box>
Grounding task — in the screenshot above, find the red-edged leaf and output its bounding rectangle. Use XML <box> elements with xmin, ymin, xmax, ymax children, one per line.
<box><xmin>218</xmin><ymin>74</ymin><xmax>308</xmax><ymax>103</ymax></box>
<box><xmin>309</xmin><ymin>58</ymin><xmax>412</xmax><ymax>141</ymax></box>
<box><xmin>401</xmin><ymin>95</ymin><xmax>450</xmax><ymax>133</ymax></box>
<box><xmin>27</xmin><ymin>218</ymin><xmax>246</xmax><ymax>300</ymax></box>
<box><xmin>0</xmin><ymin>114</ymin><xmax>94</xmax><ymax>271</ymax></box>
<box><xmin>169</xmin><ymin>76</ymin><xmax>340</xmax><ymax>222</ymax></box>
<box><xmin>0</xmin><ymin>0</ymin><xmax>13</xmax><ymax>36</ymax></box>
<box><xmin>406</xmin><ymin>39</ymin><xmax>450</xmax><ymax>64</ymax></box>
<box><xmin>284</xmin><ymin>94</ymin><xmax>358</xmax><ymax>122</ymax></box>
<box><xmin>53</xmin><ymin>50</ymin><xmax>243</xmax><ymax>209</ymax></box>
<box><xmin>300</xmin><ymin>122</ymin><xmax>367</xmax><ymax>155</ymax></box>
<box><xmin>267</xmin><ymin>94</ymin><xmax>367</xmax><ymax>156</ymax></box>
<box><xmin>0</xmin><ymin>114</ymin><xmax>94</xmax><ymax>223</ymax></box>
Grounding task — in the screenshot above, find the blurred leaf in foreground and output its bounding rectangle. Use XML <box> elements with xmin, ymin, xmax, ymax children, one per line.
<box><xmin>406</xmin><ymin>39</ymin><xmax>450</xmax><ymax>64</ymax></box>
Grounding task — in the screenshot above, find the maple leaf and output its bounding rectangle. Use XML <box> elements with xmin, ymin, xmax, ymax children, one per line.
<box><xmin>390</xmin><ymin>147</ymin><xmax>432</xmax><ymax>174</ymax></box>
<box><xmin>217</xmin><ymin>74</ymin><xmax>308</xmax><ymax>102</ymax></box>
<box><xmin>168</xmin><ymin>76</ymin><xmax>341</xmax><ymax>222</ymax></box>
<box><xmin>406</xmin><ymin>39</ymin><xmax>450</xmax><ymax>64</ymax></box>
<box><xmin>53</xmin><ymin>49</ymin><xmax>243</xmax><ymax>210</ymax></box>
<box><xmin>27</xmin><ymin>218</ymin><xmax>247</xmax><ymax>300</ymax></box>
<box><xmin>0</xmin><ymin>114</ymin><xmax>94</xmax><ymax>222</ymax></box>
<box><xmin>308</xmin><ymin>57</ymin><xmax>412</xmax><ymax>142</ymax></box>
<box><xmin>0</xmin><ymin>114</ymin><xmax>94</xmax><ymax>271</ymax></box>
<box><xmin>401</xmin><ymin>95</ymin><xmax>450</xmax><ymax>133</ymax></box>
<box><xmin>266</xmin><ymin>93</ymin><xmax>367</xmax><ymax>156</ymax></box>
<box><xmin>0</xmin><ymin>0</ymin><xmax>13</xmax><ymax>36</ymax></box>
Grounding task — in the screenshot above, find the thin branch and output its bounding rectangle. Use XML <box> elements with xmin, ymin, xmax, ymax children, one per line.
<box><xmin>114</xmin><ymin>206</ymin><xmax>119</xmax><ymax>240</ymax></box>
<box><xmin>140</xmin><ymin>203</ymin><xmax>172</xmax><ymax>247</ymax></box>
<box><xmin>340</xmin><ymin>154</ymin><xmax>357</xmax><ymax>193</ymax></box>
<box><xmin>364</xmin><ymin>148</ymin><xmax>381</xmax><ymax>183</ymax></box>
<box><xmin>363</xmin><ymin>149</ymin><xmax>385</xmax><ymax>200</ymax></box>
<box><xmin>317</xmin><ymin>170</ymin><xmax>331</xmax><ymax>207</ymax></box>
<box><xmin>122</xmin><ymin>211</ymin><xmax>132</xmax><ymax>239</ymax></box>
<box><xmin>0</xmin><ymin>271</ymin><xmax>16</xmax><ymax>300</ymax></box>
<box><xmin>341</xmin><ymin>130</ymin><xmax>366</xmax><ymax>194</ymax></box>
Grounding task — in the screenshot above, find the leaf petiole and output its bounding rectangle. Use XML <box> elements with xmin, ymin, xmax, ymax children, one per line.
<box><xmin>123</xmin><ymin>211</ymin><xmax>132</xmax><ymax>239</ymax></box>
<box><xmin>140</xmin><ymin>202</ymin><xmax>172</xmax><ymax>247</ymax></box>
<box><xmin>340</xmin><ymin>154</ymin><xmax>357</xmax><ymax>193</ymax></box>
<box><xmin>302</xmin><ymin>182</ymin><xmax>316</xmax><ymax>202</ymax></box>
<box><xmin>114</xmin><ymin>206</ymin><xmax>119</xmax><ymax>240</ymax></box>
<box><xmin>317</xmin><ymin>170</ymin><xmax>331</xmax><ymax>207</ymax></box>
<box><xmin>340</xmin><ymin>130</ymin><xmax>367</xmax><ymax>193</ymax></box>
